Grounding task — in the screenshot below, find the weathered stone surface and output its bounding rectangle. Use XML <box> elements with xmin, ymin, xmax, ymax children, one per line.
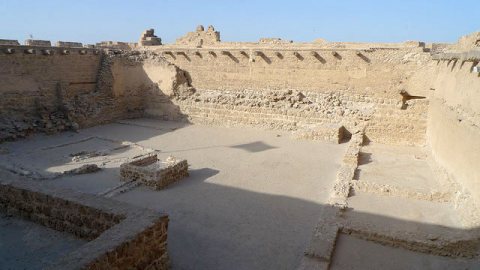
<box><xmin>0</xmin><ymin>170</ymin><xmax>169</xmax><ymax>270</ymax></box>
<box><xmin>139</xmin><ymin>28</ymin><xmax>162</xmax><ymax>46</ymax></box>
<box><xmin>63</xmin><ymin>164</ymin><xmax>101</xmax><ymax>175</ymax></box>
<box><xmin>175</xmin><ymin>25</ymin><xmax>220</xmax><ymax>47</ymax></box>
<box><xmin>24</xmin><ymin>39</ymin><xmax>51</xmax><ymax>46</ymax></box>
<box><xmin>120</xmin><ymin>154</ymin><xmax>189</xmax><ymax>190</ymax></box>
<box><xmin>0</xmin><ymin>39</ymin><xmax>19</xmax><ymax>46</ymax></box>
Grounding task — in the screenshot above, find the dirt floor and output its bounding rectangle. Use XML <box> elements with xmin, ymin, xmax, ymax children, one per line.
<box><xmin>0</xmin><ymin>119</ymin><xmax>478</xmax><ymax>270</ymax></box>
<box><xmin>0</xmin><ymin>119</ymin><xmax>345</xmax><ymax>270</ymax></box>
<box><xmin>0</xmin><ymin>213</ymin><xmax>85</xmax><ymax>270</ymax></box>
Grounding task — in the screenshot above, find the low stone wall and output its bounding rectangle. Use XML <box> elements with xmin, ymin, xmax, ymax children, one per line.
<box><xmin>300</xmin><ymin>127</ymin><xmax>365</xmax><ymax>269</ymax></box>
<box><xmin>120</xmin><ymin>154</ymin><xmax>189</xmax><ymax>190</ymax></box>
<box><xmin>293</xmin><ymin>124</ymin><xmax>350</xmax><ymax>144</ymax></box>
<box><xmin>0</xmin><ymin>170</ymin><xmax>170</xmax><ymax>270</ymax></box>
<box><xmin>0</xmin><ymin>184</ymin><xmax>122</xmax><ymax>240</ymax></box>
<box><xmin>147</xmin><ymin>88</ymin><xmax>427</xmax><ymax>145</ymax></box>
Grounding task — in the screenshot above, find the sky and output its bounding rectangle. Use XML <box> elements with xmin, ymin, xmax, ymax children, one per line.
<box><xmin>0</xmin><ymin>1</ymin><xmax>478</xmax><ymax>45</ymax></box>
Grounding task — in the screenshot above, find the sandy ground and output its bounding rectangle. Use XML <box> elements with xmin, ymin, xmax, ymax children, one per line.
<box><xmin>355</xmin><ymin>143</ymin><xmax>450</xmax><ymax>194</ymax></box>
<box><xmin>0</xmin><ymin>119</ymin><xmax>345</xmax><ymax>270</ymax></box>
<box><xmin>331</xmin><ymin>234</ymin><xmax>480</xmax><ymax>270</ymax></box>
<box><xmin>0</xmin><ymin>213</ymin><xmax>85</xmax><ymax>270</ymax></box>
<box><xmin>0</xmin><ymin>119</ymin><xmax>478</xmax><ymax>269</ymax></box>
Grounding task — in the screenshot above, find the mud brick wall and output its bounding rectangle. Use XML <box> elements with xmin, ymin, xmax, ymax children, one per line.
<box><xmin>0</xmin><ymin>183</ymin><xmax>123</xmax><ymax>240</ymax></box>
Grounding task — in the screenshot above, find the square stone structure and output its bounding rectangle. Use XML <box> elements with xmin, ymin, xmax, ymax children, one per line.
<box><xmin>0</xmin><ymin>170</ymin><xmax>170</xmax><ymax>270</ymax></box>
<box><xmin>120</xmin><ymin>154</ymin><xmax>189</xmax><ymax>190</ymax></box>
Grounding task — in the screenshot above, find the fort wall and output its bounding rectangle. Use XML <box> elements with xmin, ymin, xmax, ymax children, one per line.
<box><xmin>0</xmin><ymin>46</ymin><xmax>102</xmax><ymax>140</ymax></box>
<box><xmin>147</xmin><ymin>45</ymin><xmax>433</xmax><ymax>145</ymax></box>
<box><xmin>0</xmin><ymin>47</ymin><xmax>182</xmax><ymax>141</ymax></box>
<box><xmin>427</xmin><ymin>54</ymin><xmax>480</xmax><ymax>205</ymax></box>
<box><xmin>1</xmin><ymin>28</ymin><xmax>479</xmax><ymax>205</ymax></box>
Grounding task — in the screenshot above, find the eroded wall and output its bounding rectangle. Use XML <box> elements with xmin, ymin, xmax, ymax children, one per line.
<box><xmin>0</xmin><ymin>47</ymin><xmax>184</xmax><ymax>142</ymax></box>
<box><xmin>0</xmin><ymin>46</ymin><xmax>101</xmax><ymax>140</ymax></box>
<box><xmin>428</xmin><ymin>57</ymin><xmax>480</xmax><ymax>204</ymax></box>
<box><xmin>148</xmin><ymin>45</ymin><xmax>433</xmax><ymax>145</ymax></box>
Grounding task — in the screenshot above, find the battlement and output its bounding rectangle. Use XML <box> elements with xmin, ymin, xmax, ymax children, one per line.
<box><xmin>25</xmin><ymin>39</ymin><xmax>51</xmax><ymax>46</ymax></box>
<box><xmin>0</xmin><ymin>44</ymin><xmax>101</xmax><ymax>55</ymax></box>
<box><xmin>56</xmin><ymin>41</ymin><xmax>83</xmax><ymax>48</ymax></box>
<box><xmin>0</xmin><ymin>39</ymin><xmax>20</xmax><ymax>46</ymax></box>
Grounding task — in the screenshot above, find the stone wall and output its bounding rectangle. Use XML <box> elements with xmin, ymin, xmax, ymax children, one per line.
<box><xmin>175</xmin><ymin>25</ymin><xmax>221</xmax><ymax>47</ymax></box>
<box><xmin>0</xmin><ymin>170</ymin><xmax>170</xmax><ymax>270</ymax></box>
<box><xmin>85</xmin><ymin>215</ymin><xmax>169</xmax><ymax>270</ymax></box>
<box><xmin>25</xmin><ymin>39</ymin><xmax>51</xmax><ymax>46</ymax></box>
<box><xmin>0</xmin><ymin>182</ymin><xmax>122</xmax><ymax>240</ymax></box>
<box><xmin>0</xmin><ymin>46</ymin><xmax>186</xmax><ymax>142</ymax></box>
<box><xmin>56</xmin><ymin>41</ymin><xmax>83</xmax><ymax>48</ymax></box>
<box><xmin>147</xmin><ymin>45</ymin><xmax>432</xmax><ymax>145</ymax></box>
<box><xmin>427</xmin><ymin>53</ymin><xmax>480</xmax><ymax>206</ymax></box>
<box><xmin>0</xmin><ymin>45</ymin><xmax>102</xmax><ymax>140</ymax></box>
<box><xmin>0</xmin><ymin>39</ymin><xmax>20</xmax><ymax>45</ymax></box>
<box><xmin>120</xmin><ymin>154</ymin><xmax>189</xmax><ymax>190</ymax></box>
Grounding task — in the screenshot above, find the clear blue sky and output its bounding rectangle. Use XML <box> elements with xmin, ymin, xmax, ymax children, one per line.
<box><xmin>0</xmin><ymin>0</ymin><xmax>478</xmax><ymax>44</ymax></box>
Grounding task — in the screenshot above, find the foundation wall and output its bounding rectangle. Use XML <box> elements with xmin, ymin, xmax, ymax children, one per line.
<box><xmin>0</xmin><ymin>183</ymin><xmax>122</xmax><ymax>240</ymax></box>
<box><xmin>147</xmin><ymin>46</ymin><xmax>433</xmax><ymax>145</ymax></box>
<box><xmin>427</xmin><ymin>58</ymin><xmax>480</xmax><ymax>204</ymax></box>
<box><xmin>0</xmin><ymin>171</ymin><xmax>170</xmax><ymax>270</ymax></box>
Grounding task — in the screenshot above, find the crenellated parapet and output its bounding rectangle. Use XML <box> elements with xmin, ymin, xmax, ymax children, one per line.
<box><xmin>56</xmin><ymin>41</ymin><xmax>83</xmax><ymax>48</ymax></box>
<box><xmin>25</xmin><ymin>39</ymin><xmax>51</xmax><ymax>46</ymax></box>
<box><xmin>0</xmin><ymin>44</ymin><xmax>101</xmax><ymax>56</ymax></box>
<box><xmin>0</xmin><ymin>39</ymin><xmax>20</xmax><ymax>46</ymax></box>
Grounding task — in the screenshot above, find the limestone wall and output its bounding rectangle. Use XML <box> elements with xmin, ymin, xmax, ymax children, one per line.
<box><xmin>0</xmin><ymin>182</ymin><xmax>122</xmax><ymax>240</ymax></box>
<box><xmin>427</xmin><ymin>55</ymin><xmax>480</xmax><ymax>205</ymax></box>
<box><xmin>147</xmin><ymin>45</ymin><xmax>433</xmax><ymax>145</ymax></box>
<box><xmin>0</xmin><ymin>170</ymin><xmax>170</xmax><ymax>270</ymax></box>
<box><xmin>0</xmin><ymin>46</ymin><xmax>102</xmax><ymax>140</ymax></box>
<box><xmin>0</xmin><ymin>46</ymin><xmax>183</xmax><ymax>142</ymax></box>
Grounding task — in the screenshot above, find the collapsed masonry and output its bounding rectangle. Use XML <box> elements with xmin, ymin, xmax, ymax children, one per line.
<box><xmin>1</xmin><ymin>26</ymin><xmax>480</xmax><ymax>268</ymax></box>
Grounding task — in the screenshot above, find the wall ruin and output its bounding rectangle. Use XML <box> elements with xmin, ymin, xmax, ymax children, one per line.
<box><xmin>0</xmin><ymin>46</ymin><xmax>186</xmax><ymax>142</ymax></box>
<box><xmin>0</xmin><ymin>26</ymin><xmax>479</xmax><ymax>210</ymax></box>
<box><xmin>146</xmin><ymin>44</ymin><xmax>432</xmax><ymax>145</ymax></box>
<box><xmin>428</xmin><ymin>51</ymin><xmax>480</xmax><ymax>207</ymax></box>
<box><xmin>0</xmin><ymin>171</ymin><xmax>170</xmax><ymax>270</ymax></box>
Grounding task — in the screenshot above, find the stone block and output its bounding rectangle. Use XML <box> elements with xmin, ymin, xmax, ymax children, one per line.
<box><xmin>120</xmin><ymin>154</ymin><xmax>188</xmax><ymax>190</ymax></box>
